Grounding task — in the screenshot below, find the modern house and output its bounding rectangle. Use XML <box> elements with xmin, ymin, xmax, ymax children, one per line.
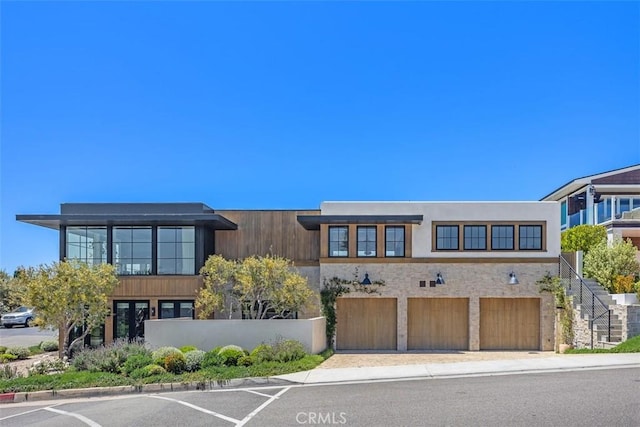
<box><xmin>17</xmin><ymin>200</ymin><xmax>560</xmax><ymax>351</ymax></box>
<box><xmin>541</xmin><ymin>163</ymin><xmax>640</xmax><ymax>252</ymax></box>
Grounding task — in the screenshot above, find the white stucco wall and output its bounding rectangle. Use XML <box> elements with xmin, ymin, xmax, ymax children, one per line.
<box><xmin>321</xmin><ymin>201</ymin><xmax>561</xmax><ymax>258</ymax></box>
<box><xmin>145</xmin><ymin>317</ymin><xmax>327</xmax><ymax>354</ymax></box>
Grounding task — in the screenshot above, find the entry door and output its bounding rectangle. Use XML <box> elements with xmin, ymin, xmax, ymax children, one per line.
<box><xmin>114</xmin><ymin>301</ymin><xmax>149</xmax><ymax>341</ymax></box>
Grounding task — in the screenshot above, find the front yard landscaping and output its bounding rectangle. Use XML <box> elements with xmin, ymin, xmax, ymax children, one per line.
<box><xmin>0</xmin><ymin>339</ymin><xmax>332</xmax><ymax>393</ymax></box>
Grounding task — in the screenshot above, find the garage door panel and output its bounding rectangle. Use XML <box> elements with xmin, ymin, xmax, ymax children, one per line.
<box><xmin>336</xmin><ymin>298</ymin><xmax>397</xmax><ymax>350</ymax></box>
<box><xmin>480</xmin><ymin>298</ymin><xmax>540</xmax><ymax>350</ymax></box>
<box><xmin>408</xmin><ymin>298</ymin><xmax>469</xmax><ymax>350</ymax></box>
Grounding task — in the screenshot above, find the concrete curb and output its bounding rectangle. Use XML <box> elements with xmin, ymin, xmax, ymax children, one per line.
<box><xmin>1</xmin><ymin>377</ymin><xmax>293</xmax><ymax>404</ymax></box>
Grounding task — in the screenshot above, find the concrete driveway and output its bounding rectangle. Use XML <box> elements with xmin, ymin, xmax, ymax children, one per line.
<box><xmin>319</xmin><ymin>350</ymin><xmax>559</xmax><ymax>368</ymax></box>
<box><xmin>0</xmin><ymin>326</ymin><xmax>58</xmax><ymax>348</ymax></box>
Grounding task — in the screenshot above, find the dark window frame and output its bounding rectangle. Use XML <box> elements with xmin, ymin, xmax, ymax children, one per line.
<box><xmin>357</xmin><ymin>226</ymin><xmax>377</xmax><ymax>257</ymax></box>
<box><xmin>328</xmin><ymin>226</ymin><xmax>349</xmax><ymax>257</ymax></box>
<box><xmin>435</xmin><ymin>225</ymin><xmax>459</xmax><ymax>251</ymax></box>
<box><xmin>519</xmin><ymin>225</ymin><xmax>543</xmax><ymax>250</ymax></box>
<box><xmin>463</xmin><ymin>225</ymin><xmax>487</xmax><ymax>250</ymax></box>
<box><xmin>491</xmin><ymin>225</ymin><xmax>515</xmax><ymax>250</ymax></box>
<box><xmin>157</xmin><ymin>226</ymin><xmax>196</xmax><ymax>275</ymax></box>
<box><xmin>385</xmin><ymin>226</ymin><xmax>405</xmax><ymax>257</ymax></box>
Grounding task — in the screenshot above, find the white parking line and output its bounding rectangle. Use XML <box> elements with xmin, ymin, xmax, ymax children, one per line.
<box><xmin>243</xmin><ymin>389</ymin><xmax>277</xmax><ymax>399</ymax></box>
<box><xmin>0</xmin><ymin>406</ymin><xmax>52</xmax><ymax>421</ymax></box>
<box><xmin>44</xmin><ymin>407</ymin><xmax>102</xmax><ymax>427</ymax></box>
<box><xmin>148</xmin><ymin>394</ymin><xmax>240</xmax><ymax>424</ymax></box>
<box><xmin>236</xmin><ymin>386</ymin><xmax>291</xmax><ymax>427</ymax></box>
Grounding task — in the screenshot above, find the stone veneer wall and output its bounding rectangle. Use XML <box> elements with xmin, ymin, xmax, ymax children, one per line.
<box><xmin>572</xmin><ymin>306</ymin><xmax>593</xmax><ymax>349</ymax></box>
<box><xmin>321</xmin><ymin>262</ymin><xmax>556</xmax><ymax>351</ymax></box>
<box><xmin>611</xmin><ymin>304</ymin><xmax>640</xmax><ymax>342</ymax></box>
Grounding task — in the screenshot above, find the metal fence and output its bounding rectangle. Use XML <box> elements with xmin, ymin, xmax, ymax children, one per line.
<box><xmin>559</xmin><ymin>255</ymin><xmax>611</xmax><ymax>348</ymax></box>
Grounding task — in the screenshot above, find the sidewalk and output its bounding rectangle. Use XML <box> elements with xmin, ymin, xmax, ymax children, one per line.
<box><xmin>274</xmin><ymin>353</ymin><xmax>640</xmax><ymax>384</ymax></box>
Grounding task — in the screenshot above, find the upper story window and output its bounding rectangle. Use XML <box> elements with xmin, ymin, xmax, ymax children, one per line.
<box><xmin>560</xmin><ymin>201</ymin><xmax>567</xmax><ymax>228</ymax></box>
<box><xmin>329</xmin><ymin>226</ymin><xmax>348</xmax><ymax>257</ymax></box>
<box><xmin>519</xmin><ymin>225</ymin><xmax>542</xmax><ymax>250</ymax></box>
<box><xmin>385</xmin><ymin>226</ymin><xmax>405</xmax><ymax>257</ymax></box>
<box><xmin>491</xmin><ymin>225</ymin><xmax>514</xmax><ymax>250</ymax></box>
<box><xmin>357</xmin><ymin>226</ymin><xmax>377</xmax><ymax>257</ymax></box>
<box><xmin>464</xmin><ymin>225</ymin><xmax>486</xmax><ymax>250</ymax></box>
<box><xmin>157</xmin><ymin>226</ymin><xmax>195</xmax><ymax>275</ymax></box>
<box><xmin>436</xmin><ymin>225</ymin><xmax>459</xmax><ymax>250</ymax></box>
<box><xmin>66</xmin><ymin>227</ymin><xmax>107</xmax><ymax>266</ymax></box>
<box><xmin>113</xmin><ymin>227</ymin><xmax>152</xmax><ymax>275</ymax></box>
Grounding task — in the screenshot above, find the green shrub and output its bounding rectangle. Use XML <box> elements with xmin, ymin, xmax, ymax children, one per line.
<box><xmin>202</xmin><ymin>349</ymin><xmax>224</xmax><ymax>368</ymax></box>
<box><xmin>184</xmin><ymin>350</ymin><xmax>205</xmax><ymax>372</ymax></box>
<box><xmin>151</xmin><ymin>346</ymin><xmax>182</xmax><ymax>365</ymax></box>
<box><xmin>0</xmin><ymin>364</ymin><xmax>21</xmax><ymax>380</ymax></box>
<box><xmin>237</xmin><ymin>355</ymin><xmax>254</xmax><ymax>366</ymax></box>
<box><xmin>6</xmin><ymin>346</ymin><xmax>30</xmax><ymax>360</ymax></box>
<box><xmin>218</xmin><ymin>347</ymin><xmax>244</xmax><ymax>367</ymax></box>
<box><xmin>122</xmin><ymin>354</ymin><xmax>153</xmax><ymax>376</ymax></box>
<box><xmin>180</xmin><ymin>345</ymin><xmax>198</xmax><ymax>353</ymax></box>
<box><xmin>250</xmin><ymin>344</ymin><xmax>275</xmax><ymax>363</ymax></box>
<box><xmin>130</xmin><ymin>364</ymin><xmax>166</xmax><ymax>379</ymax></box>
<box><xmin>40</xmin><ymin>340</ymin><xmax>59</xmax><ymax>352</ymax></box>
<box><xmin>0</xmin><ymin>353</ymin><xmax>18</xmax><ymax>362</ymax></box>
<box><xmin>0</xmin><ymin>346</ymin><xmax>7</xmax><ymax>354</ymax></box>
<box><xmin>28</xmin><ymin>358</ymin><xmax>67</xmax><ymax>376</ymax></box>
<box><xmin>71</xmin><ymin>339</ymin><xmax>151</xmax><ymax>373</ymax></box>
<box><xmin>163</xmin><ymin>352</ymin><xmax>186</xmax><ymax>374</ymax></box>
<box><xmin>272</xmin><ymin>339</ymin><xmax>307</xmax><ymax>362</ymax></box>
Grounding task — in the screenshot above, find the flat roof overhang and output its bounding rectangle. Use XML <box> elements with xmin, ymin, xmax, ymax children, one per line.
<box><xmin>297</xmin><ymin>214</ymin><xmax>423</xmax><ymax>230</ymax></box>
<box><xmin>16</xmin><ymin>214</ymin><xmax>238</xmax><ymax>230</ymax></box>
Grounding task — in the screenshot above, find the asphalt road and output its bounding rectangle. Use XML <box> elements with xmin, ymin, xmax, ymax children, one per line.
<box><xmin>1</xmin><ymin>367</ymin><xmax>639</xmax><ymax>426</ymax></box>
<box><xmin>0</xmin><ymin>325</ymin><xmax>58</xmax><ymax>348</ymax></box>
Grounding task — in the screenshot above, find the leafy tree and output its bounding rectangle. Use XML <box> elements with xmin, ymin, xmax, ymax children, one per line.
<box><xmin>583</xmin><ymin>238</ymin><xmax>640</xmax><ymax>292</ymax></box>
<box><xmin>0</xmin><ymin>269</ymin><xmax>26</xmax><ymax>313</ymax></box>
<box><xmin>196</xmin><ymin>254</ymin><xmax>314</xmax><ymax>320</ymax></box>
<box><xmin>17</xmin><ymin>260</ymin><xmax>119</xmax><ymax>358</ymax></box>
<box><xmin>560</xmin><ymin>224</ymin><xmax>607</xmax><ymax>254</ymax></box>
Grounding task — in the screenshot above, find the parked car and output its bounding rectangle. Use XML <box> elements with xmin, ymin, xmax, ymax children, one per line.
<box><xmin>1</xmin><ymin>306</ymin><xmax>36</xmax><ymax>328</ymax></box>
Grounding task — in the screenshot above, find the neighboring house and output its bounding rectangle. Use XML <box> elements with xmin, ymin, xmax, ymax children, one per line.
<box><xmin>540</xmin><ymin>163</ymin><xmax>640</xmax><ymax>253</ymax></box>
<box><xmin>17</xmin><ymin>200</ymin><xmax>559</xmax><ymax>352</ymax></box>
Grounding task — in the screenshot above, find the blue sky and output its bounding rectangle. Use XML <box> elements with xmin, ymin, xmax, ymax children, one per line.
<box><xmin>1</xmin><ymin>1</ymin><xmax>639</xmax><ymax>273</ymax></box>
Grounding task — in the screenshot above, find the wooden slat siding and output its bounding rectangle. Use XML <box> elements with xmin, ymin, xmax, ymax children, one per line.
<box><xmin>215</xmin><ymin>210</ymin><xmax>320</xmax><ymax>262</ymax></box>
<box><xmin>561</xmin><ymin>252</ymin><xmax>577</xmax><ymax>270</ymax></box>
<box><xmin>320</xmin><ymin>224</ymin><xmax>329</xmax><ymax>258</ymax></box>
<box><xmin>113</xmin><ymin>276</ymin><xmax>202</xmax><ymax>298</ymax></box>
<box><xmin>405</xmin><ymin>225</ymin><xmax>412</xmax><ymax>258</ymax></box>
<box><xmin>479</xmin><ymin>298</ymin><xmax>541</xmax><ymax>350</ymax></box>
<box><xmin>336</xmin><ymin>298</ymin><xmax>397</xmax><ymax>350</ymax></box>
<box><xmin>407</xmin><ymin>298</ymin><xmax>469</xmax><ymax>350</ymax></box>
<box><xmin>320</xmin><ymin>257</ymin><xmax>560</xmax><ymax>264</ymax></box>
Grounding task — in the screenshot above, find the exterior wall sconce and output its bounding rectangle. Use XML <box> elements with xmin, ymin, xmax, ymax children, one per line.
<box><xmin>508</xmin><ymin>272</ymin><xmax>519</xmax><ymax>285</ymax></box>
<box><xmin>361</xmin><ymin>273</ymin><xmax>372</xmax><ymax>285</ymax></box>
<box><xmin>151</xmin><ymin>307</ymin><xmax>156</xmax><ymax>317</ymax></box>
<box><xmin>435</xmin><ymin>273</ymin><xmax>445</xmax><ymax>285</ymax></box>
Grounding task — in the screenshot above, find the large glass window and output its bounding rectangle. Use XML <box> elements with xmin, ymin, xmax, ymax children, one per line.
<box><xmin>329</xmin><ymin>226</ymin><xmax>348</xmax><ymax>257</ymax></box>
<box><xmin>159</xmin><ymin>300</ymin><xmax>194</xmax><ymax>319</ymax></box>
<box><xmin>157</xmin><ymin>226</ymin><xmax>195</xmax><ymax>275</ymax></box>
<box><xmin>464</xmin><ymin>225</ymin><xmax>486</xmax><ymax>250</ymax></box>
<box><xmin>491</xmin><ymin>225</ymin><xmax>514</xmax><ymax>250</ymax></box>
<box><xmin>385</xmin><ymin>226</ymin><xmax>405</xmax><ymax>257</ymax></box>
<box><xmin>560</xmin><ymin>201</ymin><xmax>567</xmax><ymax>228</ymax></box>
<box><xmin>436</xmin><ymin>225</ymin><xmax>459</xmax><ymax>250</ymax></box>
<box><xmin>112</xmin><ymin>227</ymin><xmax>152</xmax><ymax>275</ymax></box>
<box><xmin>66</xmin><ymin>227</ymin><xmax>107</xmax><ymax>265</ymax></box>
<box><xmin>357</xmin><ymin>226</ymin><xmax>377</xmax><ymax>257</ymax></box>
<box><xmin>519</xmin><ymin>225</ymin><xmax>542</xmax><ymax>250</ymax></box>
<box><xmin>618</xmin><ymin>198</ymin><xmax>630</xmax><ymax>217</ymax></box>
<box><xmin>596</xmin><ymin>198</ymin><xmax>611</xmax><ymax>223</ymax></box>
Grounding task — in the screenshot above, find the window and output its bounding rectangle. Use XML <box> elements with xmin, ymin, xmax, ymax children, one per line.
<box><xmin>157</xmin><ymin>226</ymin><xmax>195</xmax><ymax>275</ymax></box>
<box><xmin>329</xmin><ymin>226</ymin><xmax>349</xmax><ymax>257</ymax></box>
<box><xmin>560</xmin><ymin>201</ymin><xmax>567</xmax><ymax>228</ymax></box>
<box><xmin>519</xmin><ymin>225</ymin><xmax>542</xmax><ymax>250</ymax></box>
<box><xmin>464</xmin><ymin>225</ymin><xmax>486</xmax><ymax>250</ymax></box>
<box><xmin>385</xmin><ymin>226</ymin><xmax>405</xmax><ymax>257</ymax></box>
<box><xmin>112</xmin><ymin>227</ymin><xmax>152</xmax><ymax>275</ymax></box>
<box><xmin>159</xmin><ymin>301</ymin><xmax>194</xmax><ymax>319</ymax></box>
<box><xmin>491</xmin><ymin>225</ymin><xmax>514</xmax><ymax>250</ymax></box>
<box><xmin>357</xmin><ymin>226</ymin><xmax>377</xmax><ymax>257</ymax></box>
<box><xmin>436</xmin><ymin>225</ymin><xmax>459</xmax><ymax>250</ymax></box>
<box><xmin>66</xmin><ymin>227</ymin><xmax>107</xmax><ymax>266</ymax></box>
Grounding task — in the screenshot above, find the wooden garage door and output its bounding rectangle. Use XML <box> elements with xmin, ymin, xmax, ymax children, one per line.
<box><xmin>480</xmin><ymin>298</ymin><xmax>540</xmax><ymax>350</ymax></box>
<box><xmin>336</xmin><ymin>298</ymin><xmax>397</xmax><ymax>350</ymax></box>
<box><xmin>408</xmin><ymin>298</ymin><xmax>469</xmax><ymax>350</ymax></box>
